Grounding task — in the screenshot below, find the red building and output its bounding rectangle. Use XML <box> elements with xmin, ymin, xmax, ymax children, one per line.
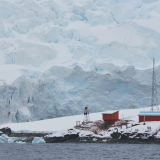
<box><xmin>138</xmin><ymin>111</ymin><xmax>160</xmax><ymax>122</ymax></box>
<box><xmin>102</xmin><ymin>111</ymin><xmax>119</xmax><ymax>125</ymax></box>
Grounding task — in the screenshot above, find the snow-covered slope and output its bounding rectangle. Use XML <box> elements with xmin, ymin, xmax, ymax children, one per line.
<box><xmin>0</xmin><ymin>0</ymin><xmax>160</xmax><ymax>123</ymax></box>
<box><xmin>0</xmin><ymin>107</ymin><xmax>151</xmax><ymax>132</ymax></box>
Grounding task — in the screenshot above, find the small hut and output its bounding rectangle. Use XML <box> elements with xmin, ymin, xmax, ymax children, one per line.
<box><xmin>138</xmin><ymin>111</ymin><xmax>160</xmax><ymax>122</ymax></box>
<box><xmin>102</xmin><ymin>111</ymin><xmax>119</xmax><ymax>125</ymax></box>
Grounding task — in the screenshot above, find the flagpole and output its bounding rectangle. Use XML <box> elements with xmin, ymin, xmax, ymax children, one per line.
<box><xmin>143</xmin><ymin>105</ymin><xmax>146</xmax><ymax>125</ymax></box>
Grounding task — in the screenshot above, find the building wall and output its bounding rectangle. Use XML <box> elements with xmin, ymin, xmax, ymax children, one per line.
<box><xmin>139</xmin><ymin>116</ymin><xmax>160</xmax><ymax>122</ymax></box>
<box><xmin>102</xmin><ymin>111</ymin><xmax>119</xmax><ymax>121</ymax></box>
<box><xmin>103</xmin><ymin>111</ymin><xmax>119</xmax><ymax>124</ymax></box>
<box><xmin>104</xmin><ymin>120</ymin><xmax>116</xmax><ymax>125</ymax></box>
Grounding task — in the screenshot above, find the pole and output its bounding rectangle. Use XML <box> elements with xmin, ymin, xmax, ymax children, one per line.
<box><xmin>151</xmin><ymin>58</ymin><xmax>159</xmax><ymax>111</ymax></box>
<box><xmin>143</xmin><ymin>105</ymin><xmax>145</xmax><ymax>125</ymax></box>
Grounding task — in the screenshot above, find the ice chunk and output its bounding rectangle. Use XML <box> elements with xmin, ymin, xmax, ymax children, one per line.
<box><xmin>102</xmin><ymin>139</ymin><xmax>107</xmax><ymax>142</ymax></box>
<box><xmin>8</xmin><ymin>137</ymin><xmax>16</xmax><ymax>143</ymax></box>
<box><xmin>32</xmin><ymin>137</ymin><xmax>46</xmax><ymax>144</ymax></box>
<box><xmin>1</xmin><ymin>134</ymin><xmax>8</xmax><ymax>139</ymax></box>
<box><xmin>92</xmin><ymin>138</ymin><xmax>97</xmax><ymax>141</ymax></box>
<box><xmin>15</xmin><ymin>141</ymin><xmax>26</xmax><ymax>144</ymax></box>
<box><xmin>0</xmin><ymin>134</ymin><xmax>8</xmax><ymax>143</ymax></box>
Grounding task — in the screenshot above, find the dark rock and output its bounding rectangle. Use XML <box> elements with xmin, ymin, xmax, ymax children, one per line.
<box><xmin>111</xmin><ymin>132</ymin><xmax>121</xmax><ymax>139</ymax></box>
<box><xmin>0</xmin><ymin>127</ymin><xmax>11</xmax><ymax>135</ymax></box>
<box><xmin>44</xmin><ymin>134</ymin><xmax>79</xmax><ymax>143</ymax></box>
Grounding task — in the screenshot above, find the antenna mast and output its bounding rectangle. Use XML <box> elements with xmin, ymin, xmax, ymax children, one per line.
<box><xmin>151</xmin><ymin>58</ymin><xmax>159</xmax><ymax>111</ymax></box>
<box><xmin>130</xmin><ymin>96</ymin><xmax>135</xmax><ymax>109</ymax></box>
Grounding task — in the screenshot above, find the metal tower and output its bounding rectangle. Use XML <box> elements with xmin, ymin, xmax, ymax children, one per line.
<box><xmin>130</xmin><ymin>96</ymin><xmax>135</xmax><ymax>109</ymax></box>
<box><xmin>151</xmin><ymin>58</ymin><xmax>159</xmax><ymax>111</ymax></box>
<box><xmin>83</xmin><ymin>107</ymin><xmax>90</xmax><ymax>122</ymax></box>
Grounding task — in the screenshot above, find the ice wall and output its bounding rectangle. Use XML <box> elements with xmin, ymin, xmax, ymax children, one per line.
<box><xmin>0</xmin><ymin>0</ymin><xmax>160</xmax><ymax>123</ymax></box>
<box><xmin>0</xmin><ymin>65</ymin><xmax>159</xmax><ymax>124</ymax></box>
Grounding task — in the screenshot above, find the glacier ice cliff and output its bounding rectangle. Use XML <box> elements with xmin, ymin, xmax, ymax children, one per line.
<box><xmin>0</xmin><ymin>0</ymin><xmax>160</xmax><ymax>123</ymax></box>
<box><xmin>0</xmin><ymin>65</ymin><xmax>160</xmax><ymax>124</ymax></box>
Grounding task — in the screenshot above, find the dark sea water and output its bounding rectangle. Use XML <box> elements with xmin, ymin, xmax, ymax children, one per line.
<box><xmin>0</xmin><ymin>143</ymin><xmax>160</xmax><ymax>160</ymax></box>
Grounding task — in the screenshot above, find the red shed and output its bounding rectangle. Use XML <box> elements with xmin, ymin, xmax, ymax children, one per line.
<box><xmin>138</xmin><ymin>111</ymin><xmax>160</xmax><ymax>122</ymax></box>
<box><xmin>102</xmin><ymin>111</ymin><xmax>119</xmax><ymax>125</ymax></box>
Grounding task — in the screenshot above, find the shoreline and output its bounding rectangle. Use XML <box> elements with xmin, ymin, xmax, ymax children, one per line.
<box><xmin>1</xmin><ymin>129</ymin><xmax>160</xmax><ymax>144</ymax></box>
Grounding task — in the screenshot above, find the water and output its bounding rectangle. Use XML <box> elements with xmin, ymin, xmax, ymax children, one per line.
<box><xmin>0</xmin><ymin>143</ymin><xmax>159</xmax><ymax>160</ymax></box>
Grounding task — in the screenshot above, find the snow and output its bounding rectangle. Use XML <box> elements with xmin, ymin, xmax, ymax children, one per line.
<box><xmin>0</xmin><ymin>107</ymin><xmax>153</xmax><ymax>132</ymax></box>
<box><xmin>138</xmin><ymin>111</ymin><xmax>160</xmax><ymax>116</ymax></box>
<box><xmin>79</xmin><ymin>130</ymin><xmax>94</xmax><ymax>138</ymax></box>
<box><xmin>1</xmin><ymin>0</ymin><xmax>160</xmax><ymax>70</ymax></box>
<box><xmin>102</xmin><ymin>110</ymin><xmax>119</xmax><ymax>114</ymax></box>
<box><xmin>0</xmin><ymin>107</ymin><xmax>159</xmax><ymax>141</ymax></box>
<box><xmin>1</xmin><ymin>0</ymin><xmax>160</xmax><ymax>123</ymax></box>
<box><xmin>119</xmin><ymin>120</ymin><xmax>160</xmax><ymax>137</ymax></box>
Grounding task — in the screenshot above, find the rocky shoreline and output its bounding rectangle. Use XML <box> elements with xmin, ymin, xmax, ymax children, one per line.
<box><xmin>1</xmin><ymin>120</ymin><xmax>160</xmax><ymax>144</ymax></box>
<box><xmin>1</xmin><ymin>132</ymin><xmax>160</xmax><ymax>144</ymax></box>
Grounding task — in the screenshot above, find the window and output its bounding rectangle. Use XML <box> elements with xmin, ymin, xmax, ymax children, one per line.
<box><xmin>106</xmin><ymin>114</ymin><xmax>109</xmax><ymax>117</ymax></box>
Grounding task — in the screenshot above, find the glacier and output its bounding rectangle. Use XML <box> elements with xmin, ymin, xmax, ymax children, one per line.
<box><xmin>0</xmin><ymin>0</ymin><xmax>160</xmax><ymax>123</ymax></box>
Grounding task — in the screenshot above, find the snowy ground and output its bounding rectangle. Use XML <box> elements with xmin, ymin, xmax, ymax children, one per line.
<box><xmin>0</xmin><ymin>107</ymin><xmax>155</xmax><ymax>132</ymax></box>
